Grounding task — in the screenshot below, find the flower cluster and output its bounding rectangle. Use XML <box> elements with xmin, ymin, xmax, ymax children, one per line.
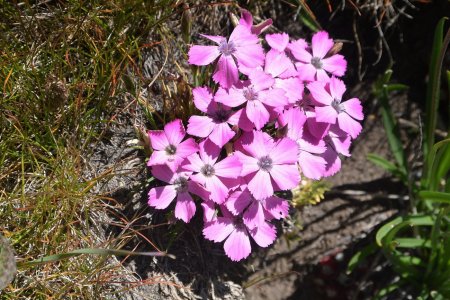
<box><xmin>147</xmin><ymin>10</ymin><xmax>363</xmax><ymax>261</ymax></box>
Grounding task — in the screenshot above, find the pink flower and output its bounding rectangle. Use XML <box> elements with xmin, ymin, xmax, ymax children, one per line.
<box><xmin>184</xmin><ymin>139</ymin><xmax>242</xmax><ymax>204</ymax></box>
<box><xmin>236</xmin><ymin>131</ymin><xmax>300</xmax><ymax>199</ymax></box>
<box><xmin>308</xmin><ymin>77</ymin><xmax>363</xmax><ymax>138</ymax></box>
<box><xmin>187</xmin><ymin>86</ymin><xmax>250</xmax><ymax>147</ymax></box>
<box><xmin>147</xmin><ymin>119</ymin><xmax>198</xmax><ymax>169</ymax></box>
<box><xmin>278</xmin><ymin>107</ymin><xmax>327</xmax><ymax>179</ymax></box>
<box><xmin>321</xmin><ymin>124</ymin><xmax>352</xmax><ymax>177</ymax></box>
<box><xmin>239</xmin><ymin>9</ymin><xmax>272</xmax><ymax>35</ymax></box>
<box><xmin>188</xmin><ymin>25</ymin><xmax>264</xmax><ymax>88</ymax></box>
<box><xmin>203</xmin><ymin>207</ymin><xmax>277</xmax><ymax>261</ymax></box>
<box><xmin>225</xmin><ymin>188</ymin><xmax>289</xmax><ymax>229</ymax></box>
<box><xmin>148</xmin><ymin>164</ymin><xmax>208</xmax><ymax>223</ymax></box>
<box><xmin>288</xmin><ymin>31</ymin><xmax>347</xmax><ymax>82</ymax></box>
<box><xmin>215</xmin><ymin>69</ymin><xmax>288</xmax><ymax>130</ymax></box>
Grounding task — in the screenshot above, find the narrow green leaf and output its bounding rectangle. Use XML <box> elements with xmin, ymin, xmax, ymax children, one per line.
<box><xmin>377</xmin><ymin>215</ymin><xmax>434</xmax><ymax>247</ymax></box>
<box><xmin>376</xmin><ymin>216</ymin><xmax>402</xmax><ymax>247</ymax></box>
<box><xmin>346</xmin><ymin>243</ymin><xmax>378</xmax><ymax>274</ymax></box>
<box><xmin>296</xmin><ymin>0</ymin><xmax>321</xmax><ymax>32</ymax></box>
<box><xmin>419</xmin><ymin>191</ymin><xmax>450</xmax><ymax>204</ymax></box>
<box><xmin>367</xmin><ymin>153</ymin><xmax>407</xmax><ymax>182</ymax></box>
<box><xmin>386</xmin><ymin>83</ymin><xmax>409</xmax><ymax>92</ymax></box>
<box><xmin>424</xmin><ymin>17</ymin><xmax>449</xmax><ymax>178</ymax></box>
<box><xmin>374</xmin><ymin>282</ymin><xmax>401</xmax><ymax>300</ymax></box>
<box><xmin>19</xmin><ymin>248</ymin><xmax>175</xmax><ymax>267</ymax></box>
<box><xmin>394</xmin><ymin>238</ymin><xmax>432</xmax><ymax>248</ymax></box>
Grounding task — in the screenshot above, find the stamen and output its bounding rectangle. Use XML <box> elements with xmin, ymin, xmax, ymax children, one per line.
<box><xmin>200</xmin><ymin>164</ymin><xmax>215</xmax><ymax>177</ymax></box>
<box><xmin>243</xmin><ymin>87</ymin><xmax>258</xmax><ymax>101</ymax></box>
<box><xmin>218</xmin><ymin>40</ymin><xmax>236</xmax><ymax>56</ymax></box>
<box><xmin>257</xmin><ymin>155</ymin><xmax>273</xmax><ymax>172</ymax></box>
<box><xmin>165</xmin><ymin>144</ymin><xmax>177</xmax><ymax>155</ymax></box>
<box><xmin>311</xmin><ymin>57</ymin><xmax>323</xmax><ymax>69</ymax></box>
<box><xmin>173</xmin><ymin>177</ymin><xmax>188</xmax><ymax>193</ymax></box>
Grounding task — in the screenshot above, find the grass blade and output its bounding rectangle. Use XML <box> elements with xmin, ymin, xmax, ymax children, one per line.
<box><xmin>419</xmin><ymin>191</ymin><xmax>450</xmax><ymax>204</ymax></box>
<box><xmin>424</xmin><ymin>18</ymin><xmax>449</xmax><ymax>178</ymax></box>
<box><xmin>19</xmin><ymin>248</ymin><xmax>175</xmax><ymax>267</ymax></box>
<box><xmin>367</xmin><ymin>153</ymin><xmax>407</xmax><ymax>182</ymax></box>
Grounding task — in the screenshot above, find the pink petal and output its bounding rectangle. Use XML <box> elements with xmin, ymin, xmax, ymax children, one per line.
<box><xmin>176</xmin><ymin>138</ymin><xmax>199</xmax><ymax>159</ymax></box>
<box><xmin>315</xmin><ymin>106</ymin><xmax>338</xmax><ymax>124</ymax></box>
<box><xmin>148</xmin><ymin>130</ymin><xmax>169</xmax><ymax>151</ymax></box>
<box><xmin>329</xmin><ymin>77</ymin><xmax>346</xmax><ymax>101</ymax></box>
<box><xmin>266</xmin><ymin>33</ymin><xmax>289</xmax><ymax>52</ymax></box>
<box><xmin>337</xmin><ymin>112</ymin><xmax>362</xmax><ymax>139</ymax></box>
<box><xmin>307</xmin><ymin>81</ymin><xmax>333</xmax><ymax>105</ymax></box>
<box><xmin>175</xmin><ymin>193</ymin><xmax>196</xmax><ymax>222</ymax></box>
<box><xmin>215</xmin><ymin>86</ymin><xmax>247</xmax><ymax>107</ymax></box>
<box><xmin>263</xmin><ymin>196</ymin><xmax>289</xmax><ymax>220</ymax></box>
<box><xmin>275</xmin><ymin>78</ymin><xmax>304</xmax><ymax>104</ymax></box>
<box><xmin>205</xmin><ymin>176</ymin><xmax>229</xmax><ymax>204</ymax></box>
<box><xmin>185</xmin><ymin>153</ymin><xmax>204</xmax><ymax>173</ymax></box>
<box><xmin>214</xmin><ymin>155</ymin><xmax>242</xmax><ymax>178</ymax></box>
<box><xmin>213</xmin><ymin>55</ymin><xmax>239</xmax><ymax>89</ymax></box>
<box><xmin>259</xmin><ymin>88</ymin><xmax>288</xmax><ymax>108</ymax></box>
<box><xmin>288</xmin><ymin>39</ymin><xmax>311</xmax><ymax>62</ymax></box>
<box><xmin>249</xmin><ymin>221</ymin><xmax>277</xmax><ymax>247</ymax></box>
<box><xmin>239</xmin><ymin>9</ymin><xmax>253</xmax><ymax>28</ymax></box>
<box><xmin>203</xmin><ymin>217</ymin><xmax>234</xmax><ymax>242</ymax></box>
<box><xmin>249</xmin><ymin>69</ymin><xmax>275</xmax><ymax>92</ymax></box>
<box><xmin>306</xmin><ymin>112</ymin><xmax>331</xmax><ymax>139</ymax></box>
<box><xmin>271</xmin><ymin>137</ymin><xmax>298</xmax><ymax>165</ymax></box>
<box><xmin>316</xmin><ymin>69</ymin><xmax>330</xmax><ymax>82</ymax></box>
<box><xmin>251</xmin><ymin>19</ymin><xmax>273</xmax><ymax>35</ymax></box>
<box><xmin>298</xmin><ymin>151</ymin><xmax>327</xmax><ymax>180</ymax></box>
<box><xmin>235</xmin><ymin>43</ymin><xmax>265</xmax><ymax>70</ymax></box>
<box><xmin>279</xmin><ymin>107</ymin><xmax>307</xmax><ymax>140</ymax></box>
<box><xmin>186</xmin><ymin>115</ymin><xmax>215</xmax><ymax>137</ymax></box>
<box><xmin>188</xmin><ymin>180</ymin><xmax>210</xmax><ymax>201</ymax></box>
<box><xmin>322</xmin><ymin>54</ymin><xmax>347</xmax><ymax>77</ymax></box>
<box><xmin>151</xmin><ymin>164</ymin><xmax>175</xmax><ymax>183</ymax></box>
<box><xmin>201</xmin><ymin>200</ymin><xmax>217</xmax><ymax>222</ymax></box>
<box><xmin>235</xmin><ymin>151</ymin><xmax>260</xmax><ymax>176</ymax></box>
<box><xmin>311</xmin><ymin>31</ymin><xmax>333</xmax><ymax>59</ymax></box>
<box><xmin>209</xmin><ymin>122</ymin><xmax>235</xmax><ymax>148</ymax></box>
<box><xmin>228</xmin><ymin>108</ymin><xmax>254</xmax><ymax>131</ymax></box>
<box><xmin>199</xmin><ymin>34</ymin><xmax>225</xmax><ymax>44</ymax></box>
<box><xmin>164</xmin><ymin>119</ymin><xmax>185</xmax><ymax>146</ymax></box>
<box><xmin>295</xmin><ymin>62</ymin><xmax>316</xmax><ymax>82</ymax></box>
<box><xmin>147</xmin><ymin>150</ymin><xmax>168</xmax><ymax>167</ymax></box>
<box><xmin>342</xmin><ymin>98</ymin><xmax>364</xmax><ymax>120</ymax></box>
<box><xmin>188</xmin><ymin>45</ymin><xmax>220</xmax><ymax>65</ymax></box>
<box><xmin>225</xmin><ymin>189</ymin><xmax>252</xmax><ymax>215</ymax></box>
<box><xmin>224</xmin><ymin>227</ymin><xmax>252</xmax><ymax>261</ymax></box>
<box><xmin>192</xmin><ymin>86</ymin><xmax>213</xmax><ymax>113</ymax></box>
<box><xmin>270</xmin><ymin>164</ymin><xmax>300</xmax><ymax>191</ymax></box>
<box><xmin>322</xmin><ymin>148</ymin><xmax>341</xmax><ymax>177</ymax></box>
<box><xmin>248</xmin><ymin>170</ymin><xmax>273</xmax><ymax>199</ymax></box>
<box><xmin>246</xmin><ymin>100</ymin><xmax>270</xmax><ymax>130</ymax></box>
<box><xmin>199</xmin><ymin>139</ymin><xmax>221</xmax><ymax>165</ymax></box>
<box><xmin>148</xmin><ymin>185</ymin><xmax>176</xmax><ymax>209</ymax></box>
<box><xmin>328</xmin><ymin>126</ymin><xmax>351</xmax><ymax>156</ymax></box>
<box><xmin>265</xmin><ymin>49</ymin><xmax>294</xmax><ymax>78</ymax></box>
<box><xmin>243</xmin><ymin>201</ymin><xmax>265</xmax><ymax>229</ymax></box>
<box><xmin>240</xmin><ymin>130</ymin><xmax>273</xmax><ymax>157</ymax></box>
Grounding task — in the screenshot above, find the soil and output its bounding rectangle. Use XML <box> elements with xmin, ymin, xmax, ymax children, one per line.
<box><xmin>83</xmin><ymin>1</ymin><xmax>448</xmax><ymax>299</ymax></box>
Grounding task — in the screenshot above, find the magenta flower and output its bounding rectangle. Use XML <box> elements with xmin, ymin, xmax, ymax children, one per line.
<box><xmin>148</xmin><ymin>164</ymin><xmax>208</xmax><ymax>223</ymax></box>
<box><xmin>239</xmin><ymin>9</ymin><xmax>272</xmax><ymax>35</ymax></box>
<box><xmin>279</xmin><ymin>107</ymin><xmax>327</xmax><ymax>179</ymax></box>
<box><xmin>321</xmin><ymin>124</ymin><xmax>352</xmax><ymax>177</ymax></box>
<box><xmin>225</xmin><ymin>188</ymin><xmax>289</xmax><ymax>229</ymax></box>
<box><xmin>203</xmin><ymin>206</ymin><xmax>277</xmax><ymax>261</ymax></box>
<box><xmin>187</xmin><ymin>86</ymin><xmax>249</xmax><ymax>147</ymax></box>
<box><xmin>236</xmin><ymin>131</ymin><xmax>300</xmax><ymax>199</ymax></box>
<box><xmin>288</xmin><ymin>31</ymin><xmax>347</xmax><ymax>82</ymax></box>
<box><xmin>308</xmin><ymin>77</ymin><xmax>363</xmax><ymax>138</ymax></box>
<box><xmin>188</xmin><ymin>25</ymin><xmax>264</xmax><ymax>88</ymax></box>
<box><xmin>215</xmin><ymin>70</ymin><xmax>288</xmax><ymax>130</ymax></box>
<box><xmin>184</xmin><ymin>139</ymin><xmax>242</xmax><ymax>204</ymax></box>
<box><xmin>147</xmin><ymin>119</ymin><xmax>198</xmax><ymax>169</ymax></box>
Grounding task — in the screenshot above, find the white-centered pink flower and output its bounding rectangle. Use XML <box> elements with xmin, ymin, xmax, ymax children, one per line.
<box><xmin>187</xmin><ymin>87</ymin><xmax>250</xmax><ymax>147</ymax></box>
<box><xmin>188</xmin><ymin>25</ymin><xmax>264</xmax><ymax>88</ymax></box>
<box><xmin>236</xmin><ymin>131</ymin><xmax>300</xmax><ymax>199</ymax></box>
<box><xmin>215</xmin><ymin>69</ymin><xmax>288</xmax><ymax>130</ymax></box>
<box><xmin>147</xmin><ymin>119</ymin><xmax>198</xmax><ymax>170</ymax></box>
<box><xmin>203</xmin><ymin>206</ymin><xmax>277</xmax><ymax>261</ymax></box>
<box><xmin>288</xmin><ymin>31</ymin><xmax>347</xmax><ymax>82</ymax></box>
<box><xmin>148</xmin><ymin>164</ymin><xmax>208</xmax><ymax>223</ymax></box>
<box><xmin>308</xmin><ymin>77</ymin><xmax>363</xmax><ymax>139</ymax></box>
<box><xmin>184</xmin><ymin>139</ymin><xmax>242</xmax><ymax>204</ymax></box>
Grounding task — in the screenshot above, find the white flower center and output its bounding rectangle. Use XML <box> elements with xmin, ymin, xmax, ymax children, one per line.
<box><xmin>311</xmin><ymin>57</ymin><xmax>323</xmax><ymax>69</ymax></box>
<box><xmin>243</xmin><ymin>87</ymin><xmax>258</xmax><ymax>101</ymax></box>
<box><xmin>165</xmin><ymin>144</ymin><xmax>177</xmax><ymax>155</ymax></box>
<box><xmin>331</xmin><ymin>99</ymin><xmax>342</xmax><ymax>113</ymax></box>
<box><xmin>200</xmin><ymin>164</ymin><xmax>215</xmax><ymax>177</ymax></box>
<box><xmin>218</xmin><ymin>40</ymin><xmax>236</xmax><ymax>56</ymax></box>
<box><xmin>257</xmin><ymin>155</ymin><xmax>273</xmax><ymax>172</ymax></box>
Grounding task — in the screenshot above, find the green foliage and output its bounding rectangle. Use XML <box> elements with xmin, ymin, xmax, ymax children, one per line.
<box><xmin>349</xmin><ymin>17</ymin><xmax>450</xmax><ymax>299</ymax></box>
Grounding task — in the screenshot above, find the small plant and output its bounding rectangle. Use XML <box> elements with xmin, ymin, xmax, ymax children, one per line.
<box><xmin>147</xmin><ymin>9</ymin><xmax>364</xmax><ymax>261</ymax></box>
<box><xmin>348</xmin><ymin>17</ymin><xmax>450</xmax><ymax>299</ymax></box>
